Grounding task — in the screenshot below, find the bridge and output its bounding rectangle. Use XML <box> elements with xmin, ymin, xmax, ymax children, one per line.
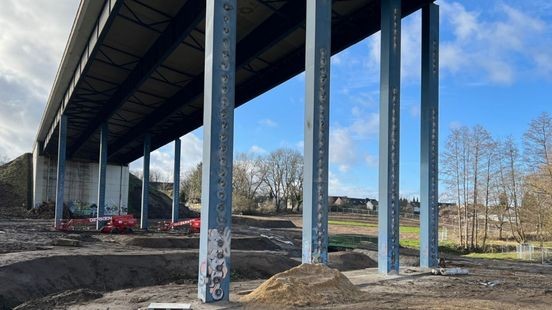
<box><xmin>31</xmin><ymin>0</ymin><xmax>439</xmax><ymax>302</ymax></box>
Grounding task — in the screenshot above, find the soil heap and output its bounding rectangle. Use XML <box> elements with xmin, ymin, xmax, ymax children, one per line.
<box><xmin>241</xmin><ymin>263</ymin><xmax>365</xmax><ymax>307</ymax></box>
<box><xmin>0</xmin><ymin>153</ymin><xmax>32</xmax><ymax>218</ymax></box>
<box><xmin>127</xmin><ymin>173</ymin><xmax>198</xmax><ymax>219</ymax></box>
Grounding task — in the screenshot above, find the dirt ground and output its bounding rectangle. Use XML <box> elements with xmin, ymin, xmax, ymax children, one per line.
<box><xmin>1</xmin><ymin>216</ymin><xmax>552</xmax><ymax>309</ymax></box>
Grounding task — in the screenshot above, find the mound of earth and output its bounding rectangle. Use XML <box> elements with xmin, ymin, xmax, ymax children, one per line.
<box><xmin>241</xmin><ymin>263</ymin><xmax>365</xmax><ymax>307</ymax></box>
<box><xmin>14</xmin><ymin>289</ymin><xmax>103</xmax><ymax>310</ymax></box>
<box><xmin>127</xmin><ymin>173</ymin><xmax>199</xmax><ymax>219</ymax></box>
<box><xmin>0</xmin><ymin>153</ymin><xmax>32</xmax><ymax>218</ymax></box>
<box><xmin>328</xmin><ymin>251</ymin><xmax>377</xmax><ymax>271</ymax></box>
<box><xmin>26</xmin><ymin>201</ymin><xmax>73</xmax><ymax>219</ymax></box>
<box><xmin>0</xmin><ymin>251</ymin><xmax>299</xmax><ymax>308</ymax></box>
<box><xmin>124</xmin><ymin>236</ymin><xmax>280</xmax><ymax>251</ymax></box>
<box><xmin>232</xmin><ymin>215</ymin><xmax>296</xmax><ymax>228</ymax></box>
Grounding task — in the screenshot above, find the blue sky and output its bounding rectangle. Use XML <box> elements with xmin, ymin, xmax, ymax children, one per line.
<box><xmin>1</xmin><ymin>1</ymin><xmax>551</xmax><ymax>200</ymax></box>
<box><xmin>131</xmin><ymin>0</ymin><xmax>552</xmax><ymax>199</ymax></box>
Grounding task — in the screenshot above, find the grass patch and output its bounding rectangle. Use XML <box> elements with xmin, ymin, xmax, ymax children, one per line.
<box><xmin>400</xmin><ymin>239</ymin><xmax>463</xmax><ymax>255</ymax></box>
<box><xmin>399</xmin><ymin>226</ymin><xmax>420</xmax><ymax>233</ymax></box>
<box><xmin>400</xmin><ymin>239</ymin><xmax>420</xmax><ymax>248</ymax></box>
<box><xmin>328</xmin><ymin>220</ymin><xmax>377</xmax><ymax>228</ymax></box>
<box><xmin>464</xmin><ymin>252</ymin><xmax>518</xmax><ymax>260</ymax></box>
<box><xmin>328</xmin><ymin>219</ymin><xmax>419</xmax><ymax>233</ymax></box>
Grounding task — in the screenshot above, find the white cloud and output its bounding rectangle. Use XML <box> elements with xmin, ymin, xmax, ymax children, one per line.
<box><xmin>328</xmin><ymin>171</ymin><xmax>376</xmax><ymax>198</ymax></box>
<box><xmin>248</xmin><ymin>145</ymin><xmax>267</xmax><ymax>154</ymax></box>
<box><xmin>258</xmin><ymin>118</ymin><xmax>278</xmax><ymax>128</ymax></box>
<box><xmin>448</xmin><ymin>121</ymin><xmax>462</xmax><ymax>130</ymax></box>
<box><xmin>130</xmin><ymin>132</ymin><xmax>203</xmax><ymax>179</ymax></box>
<box><xmin>329</xmin><ymin>108</ymin><xmax>379</xmax><ymax>172</ymax></box>
<box><xmin>0</xmin><ymin>0</ymin><xmax>78</xmax><ymax>159</ymax></box>
<box><xmin>439</xmin><ymin>1</ymin><xmax>551</xmax><ymax>85</ymax></box>
<box><xmin>329</xmin><ymin>127</ymin><xmax>356</xmax><ymax>172</ymax></box>
<box><xmin>349</xmin><ymin>113</ymin><xmax>379</xmax><ymax>138</ymax></box>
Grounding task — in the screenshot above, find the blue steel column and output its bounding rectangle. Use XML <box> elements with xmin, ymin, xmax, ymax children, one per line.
<box><xmin>140</xmin><ymin>134</ymin><xmax>150</xmax><ymax>229</ymax></box>
<box><xmin>96</xmin><ymin>122</ymin><xmax>108</xmax><ymax>230</ymax></box>
<box><xmin>172</xmin><ymin>138</ymin><xmax>181</xmax><ymax>222</ymax></box>
<box><xmin>302</xmin><ymin>0</ymin><xmax>331</xmax><ymax>265</ymax></box>
<box><xmin>54</xmin><ymin>115</ymin><xmax>67</xmax><ymax>228</ymax></box>
<box><xmin>420</xmin><ymin>3</ymin><xmax>439</xmax><ymax>269</ymax></box>
<box><xmin>378</xmin><ymin>0</ymin><xmax>402</xmax><ymax>274</ymax></box>
<box><xmin>197</xmin><ymin>0</ymin><xmax>236</xmax><ymax>303</ymax></box>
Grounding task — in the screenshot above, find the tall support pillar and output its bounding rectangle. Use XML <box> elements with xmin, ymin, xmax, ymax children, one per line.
<box><xmin>420</xmin><ymin>3</ymin><xmax>439</xmax><ymax>269</ymax></box>
<box><xmin>302</xmin><ymin>0</ymin><xmax>331</xmax><ymax>264</ymax></box>
<box><xmin>140</xmin><ymin>134</ymin><xmax>150</xmax><ymax>230</ymax></box>
<box><xmin>172</xmin><ymin>138</ymin><xmax>181</xmax><ymax>222</ymax></box>
<box><xmin>197</xmin><ymin>0</ymin><xmax>236</xmax><ymax>303</ymax></box>
<box><xmin>378</xmin><ymin>0</ymin><xmax>402</xmax><ymax>274</ymax></box>
<box><xmin>96</xmin><ymin>122</ymin><xmax>108</xmax><ymax>230</ymax></box>
<box><xmin>54</xmin><ymin>115</ymin><xmax>68</xmax><ymax>228</ymax></box>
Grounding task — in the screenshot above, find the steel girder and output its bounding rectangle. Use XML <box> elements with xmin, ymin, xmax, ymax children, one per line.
<box><xmin>54</xmin><ymin>115</ymin><xmax>68</xmax><ymax>229</ymax></box>
<box><xmin>140</xmin><ymin>133</ymin><xmax>151</xmax><ymax>230</ymax></box>
<box><xmin>420</xmin><ymin>3</ymin><xmax>440</xmax><ymax>269</ymax></box>
<box><xmin>67</xmin><ymin>0</ymin><xmax>205</xmax><ymax>159</ymax></box>
<box><xmin>378</xmin><ymin>0</ymin><xmax>402</xmax><ymax>274</ymax></box>
<box><xmin>302</xmin><ymin>0</ymin><xmax>332</xmax><ymax>265</ymax></box>
<box><xmin>107</xmin><ymin>1</ymin><xmax>307</xmax><ymax>160</ymax></box>
<box><xmin>197</xmin><ymin>0</ymin><xmax>237</xmax><ymax>303</ymax></box>
<box><xmin>96</xmin><ymin>122</ymin><xmax>108</xmax><ymax>230</ymax></box>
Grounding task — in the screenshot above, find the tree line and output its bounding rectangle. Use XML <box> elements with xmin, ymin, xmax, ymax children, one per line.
<box><xmin>442</xmin><ymin>112</ymin><xmax>552</xmax><ymax>249</ymax></box>
<box><xmin>180</xmin><ymin>148</ymin><xmax>304</xmax><ymax>214</ymax></box>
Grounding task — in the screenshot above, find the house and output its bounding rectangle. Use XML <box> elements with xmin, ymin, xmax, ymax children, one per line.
<box><xmin>328</xmin><ymin>196</ymin><xmax>378</xmax><ymax>210</ymax></box>
<box><xmin>366</xmin><ymin>199</ymin><xmax>379</xmax><ymax>211</ymax></box>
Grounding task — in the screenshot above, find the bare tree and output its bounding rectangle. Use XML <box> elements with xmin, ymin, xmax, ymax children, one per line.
<box><xmin>260</xmin><ymin>148</ymin><xmax>303</xmax><ymax>212</ymax></box>
<box><xmin>523</xmin><ymin>112</ymin><xmax>552</xmax><ymax>251</ymax></box>
<box><xmin>501</xmin><ymin>137</ymin><xmax>526</xmax><ymax>243</ymax></box>
<box><xmin>442</xmin><ymin>128</ymin><xmax>465</xmax><ymax>247</ymax></box>
<box><xmin>481</xmin><ymin>132</ymin><xmax>496</xmax><ymax>248</ymax></box>
<box><xmin>232</xmin><ymin>153</ymin><xmax>266</xmax><ymax>212</ymax></box>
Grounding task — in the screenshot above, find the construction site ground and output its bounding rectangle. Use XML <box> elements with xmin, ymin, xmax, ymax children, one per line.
<box><xmin>1</xmin><ymin>216</ymin><xmax>551</xmax><ymax>309</ymax></box>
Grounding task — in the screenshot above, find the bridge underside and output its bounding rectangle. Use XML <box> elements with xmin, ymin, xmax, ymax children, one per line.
<box><xmin>39</xmin><ymin>0</ymin><xmax>429</xmax><ymax>165</ymax></box>
<box><xmin>35</xmin><ymin>0</ymin><xmax>439</xmax><ymax>304</ymax></box>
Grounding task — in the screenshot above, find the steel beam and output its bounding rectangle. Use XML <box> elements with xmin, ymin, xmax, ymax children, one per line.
<box><xmin>67</xmin><ymin>0</ymin><xmax>205</xmax><ymax>158</ymax></box>
<box><xmin>111</xmin><ymin>2</ymin><xmax>428</xmax><ymax>164</ymax></box>
<box><xmin>172</xmin><ymin>138</ymin><xmax>181</xmax><ymax>222</ymax></box>
<box><xmin>107</xmin><ymin>1</ymin><xmax>307</xmax><ymax>160</ymax></box>
<box><xmin>420</xmin><ymin>3</ymin><xmax>439</xmax><ymax>269</ymax></box>
<box><xmin>54</xmin><ymin>115</ymin><xmax>68</xmax><ymax>228</ymax></box>
<box><xmin>302</xmin><ymin>0</ymin><xmax>331</xmax><ymax>265</ymax></box>
<box><xmin>96</xmin><ymin>122</ymin><xmax>108</xmax><ymax>230</ymax></box>
<box><xmin>378</xmin><ymin>0</ymin><xmax>402</xmax><ymax>274</ymax></box>
<box><xmin>197</xmin><ymin>0</ymin><xmax>236</xmax><ymax>303</ymax></box>
<box><xmin>140</xmin><ymin>134</ymin><xmax>151</xmax><ymax>230</ymax></box>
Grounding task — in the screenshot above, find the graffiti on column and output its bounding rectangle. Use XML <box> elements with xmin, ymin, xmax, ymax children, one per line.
<box><xmin>198</xmin><ymin>0</ymin><xmax>234</xmax><ymax>301</ymax></box>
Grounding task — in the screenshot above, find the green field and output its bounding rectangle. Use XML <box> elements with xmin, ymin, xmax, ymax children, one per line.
<box><xmin>328</xmin><ymin>219</ymin><xmax>420</xmax><ymax>233</ymax></box>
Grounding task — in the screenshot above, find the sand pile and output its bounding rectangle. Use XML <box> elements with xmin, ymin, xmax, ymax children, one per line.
<box><xmin>241</xmin><ymin>263</ymin><xmax>364</xmax><ymax>307</ymax></box>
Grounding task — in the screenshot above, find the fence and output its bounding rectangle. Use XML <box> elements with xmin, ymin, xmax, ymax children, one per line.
<box><xmin>517</xmin><ymin>243</ymin><xmax>534</xmax><ymax>260</ymax></box>
<box><xmin>329</xmin><ymin>207</ymin><xmax>420</xmax><ymax>219</ymax></box>
<box><xmin>516</xmin><ymin>243</ymin><xmax>552</xmax><ymax>264</ymax></box>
